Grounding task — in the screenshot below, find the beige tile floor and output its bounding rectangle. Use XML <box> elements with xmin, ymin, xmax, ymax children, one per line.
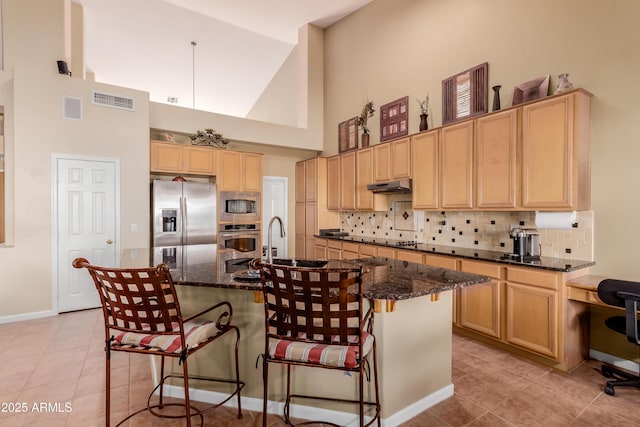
<box><xmin>0</xmin><ymin>308</ymin><xmax>638</xmax><ymax>426</ymax></box>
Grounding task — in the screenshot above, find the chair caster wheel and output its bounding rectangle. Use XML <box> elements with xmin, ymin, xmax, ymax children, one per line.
<box><xmin>602</xmin><ymin>366</ymin><xmax>614</xmax><ymax>378</ymax></box>
<box><xmin>604</xmin><ymin>384</ymin><xmax>615</xmax><ymax>396</ymax></box>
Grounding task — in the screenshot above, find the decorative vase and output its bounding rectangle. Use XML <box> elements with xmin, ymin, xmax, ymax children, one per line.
<box><xmin>492</xmin><ymin>85</ymin><xmax>502</xmax><ymax>111</ymax></box>
<box><xmin>419</xmin><ymin>114</ymin><xmax>429</xmax><ymax>131</ymax></box>
<box><xmin>554</xmin><ymin>73</ymin><xmax>574</xmax><ymax>94</ymax></box>
<box><xmin>361</xmin><ymin>132</ymin><xmax>370</xmax><ymax>148</ymax></box>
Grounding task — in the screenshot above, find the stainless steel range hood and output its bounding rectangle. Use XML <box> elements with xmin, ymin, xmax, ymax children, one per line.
<box><xmin>367</xmin><ymin>179</ymin><xmax>412</xmax><ymax>194</ymax></box>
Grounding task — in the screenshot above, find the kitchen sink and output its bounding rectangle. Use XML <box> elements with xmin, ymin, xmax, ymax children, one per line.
<box><xmin>271</xmin><ymin>258</ymin><xmax>329</xmax><ymax>268</ymax></box>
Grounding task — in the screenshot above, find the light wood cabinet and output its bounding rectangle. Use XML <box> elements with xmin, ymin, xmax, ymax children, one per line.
<box><xmin>295</xmin><ymin>158</ymin><xmax>339</xmax><ymax>258</ymax></box>
<box><xmin>458</xmin><ymin>260</ymin><xmax>502</xmax><ymax>339</ymax></box>
<box><xmin>396</xmin><ymin>250</ymin><xmax>423</xmax><ymax>264</ymax></box>
<box><xmin>151</xmin><ymin>141</ymin><xmax>219</xmax><ymax>175</ymax></box>
<box><xmin>373</xmin><ymin>137</ymin><xmax>411</xmax><ymax>182</ymax></box>
<box><xmin>342</xmin><ymin>241</ymin><xmax>359</xmax><ymax>260</ymax></box>
<box><xmin>521</xmin><ymin>90</ymin><xmax>591</xmax><ymax>210</ymax></box>
<box><xmin>326</xmin><ymin>156</ymin><xmax>341</xmax><ymax>210</ymax></box>
<box><xmin>314</xmin><ymin>238</ymin><xmax>327</xmax><ymax>259</ymax></box>
<box><xmin>377</xmin><ymin>246</ymin><xmax>396</xmax><ymax>259</ymax></box>
<box><xmin>356</xmin><ymin>148</ymin><xmax>388</xmax><ymax>211</ymax></box>
<box><xmin>327</xmin><ymin>239</ymin><xmax>342</xmax><ymax>259</ymax></box>
<box><xmin>475</xmin><ymin>109</ymin><xmax>519</xmax><ymax>209</ymax></box>
<box><xmin>218</xmin><ymin>150</ymin><xmax>263</xmax><ymax>192</ymax></box>
<box><xmin>295</xmin><ymin>162</ymin><xmax>306</xmax><ymax>203</ymax></box>
<box><xmin>440</xmin><ymin>120</ymin><xmax>474</xmax><ymax>209</ymax></box>
<box><xmin>340</xmin><ymin>152</ymin><xmax>356</xmax><ymax>210</ymax></box>
<box><xmin>411</xmin><ymin>131</ymin><xmax>439</xmax><ymax>209</ymax></box>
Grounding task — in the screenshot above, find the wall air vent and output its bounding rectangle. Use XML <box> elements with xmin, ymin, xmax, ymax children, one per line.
<box><xmin>91</xmin><ymin>91</ymin><xmax>135</xmax><ymax>111</ymax></box>
<box><xmin>63</xmin><ymin>96</ymin><xmax>82</xmax><ymax>120</ymax></box>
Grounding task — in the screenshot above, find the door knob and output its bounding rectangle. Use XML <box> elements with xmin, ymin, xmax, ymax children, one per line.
<box><xmin>106</xmin><ymin>239</ymin><xmax>113</xmax><ymax>244</ymax></box>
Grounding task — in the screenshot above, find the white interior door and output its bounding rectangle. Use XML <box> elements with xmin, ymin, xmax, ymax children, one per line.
<box><xmin>262</xmin><ymin>176</ymin><xmax>287</xmax><ymax>258</ymax></box>
<box><xmin>56</xmin><ymin>156</ymin><xmax>118</xmax><ymax>312</ymax></box>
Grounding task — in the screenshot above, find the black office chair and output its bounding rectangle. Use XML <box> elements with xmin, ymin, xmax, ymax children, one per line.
<box><xmin>597</xmin><ymin>279</ymin><xmax>640</xmax><ymax>396</ymax></box>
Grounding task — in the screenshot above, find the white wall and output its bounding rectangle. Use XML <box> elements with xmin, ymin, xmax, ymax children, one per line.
<box><xmin>323</xmin><ymin>0</ymin><xmax>640</xmax><ymax>280</ymax></box>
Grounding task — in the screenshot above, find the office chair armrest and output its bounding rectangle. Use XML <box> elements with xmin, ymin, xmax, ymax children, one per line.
<box><xmin>619</xmin><ymin>293</ymin><xmax>640</xmax><ymax>345</ymax></box>
<box><xmin>184</xmin><ymin>301</ymin><xmax>234</xmax><ymax>330</ymax></box>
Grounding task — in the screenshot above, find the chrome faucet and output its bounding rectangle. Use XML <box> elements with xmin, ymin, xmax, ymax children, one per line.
<box><xmin>266</xmin><ymin>216</ymin><xmax>286</xmax><ymax>264</ymax></box>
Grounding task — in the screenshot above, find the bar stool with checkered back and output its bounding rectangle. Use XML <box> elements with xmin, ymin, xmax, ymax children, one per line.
<box><xmin>73</xmin><ymin>257</ymin><xmax>244</xmax><ymax>426</ymax></box>
<box><xmin>255</xmin><ymin>261</ymin><xmax>381</xmax><ymax>427</ymax></box>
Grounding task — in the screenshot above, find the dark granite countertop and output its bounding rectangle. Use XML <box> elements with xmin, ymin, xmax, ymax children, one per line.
<box><xmin>318</xmin><ymin>235</ymin><xmax>595</xmax><ymax>272</ymax></box>
<box><xmin>121</xmin><ymin>247</ymin><xmax>491</xmax><ymax>301</ymax></box>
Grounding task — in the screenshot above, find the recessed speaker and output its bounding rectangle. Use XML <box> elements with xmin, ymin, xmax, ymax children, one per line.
<box><xmin>57</xmin><ymin>60</ymin><xmax>70</xmax><ymax>76</ymax></box>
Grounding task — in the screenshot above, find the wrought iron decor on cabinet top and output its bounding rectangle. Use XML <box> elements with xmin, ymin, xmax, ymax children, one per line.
<box><xmin>190</xmin><ymin>128</ymin><xmax>230</xmax><ymax>148</ymax></box>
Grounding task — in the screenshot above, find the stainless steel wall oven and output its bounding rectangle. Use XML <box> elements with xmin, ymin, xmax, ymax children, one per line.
<box><xmin>218</xmin><ymin>223</ymin><xmax>261</xmax><ymax>275</ymax></box>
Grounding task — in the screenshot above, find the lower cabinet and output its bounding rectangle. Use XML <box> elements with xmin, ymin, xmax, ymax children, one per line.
<box><xmin>458</xmin><ymin>260</ymin><xmax>502</xmax><ymax>339</ymax></box>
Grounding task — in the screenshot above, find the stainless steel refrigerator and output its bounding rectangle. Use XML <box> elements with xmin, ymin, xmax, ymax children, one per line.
<box><xmin>151</xmin><ymin>180</ymin><xmax>216</xmax><ymax>247</ymax></box>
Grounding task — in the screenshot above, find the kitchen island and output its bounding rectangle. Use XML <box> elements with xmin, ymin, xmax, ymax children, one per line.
<box><xmin>121</xmin><ymin>247</ymin><xmax>490</xmax><ymax>425</ymax></box>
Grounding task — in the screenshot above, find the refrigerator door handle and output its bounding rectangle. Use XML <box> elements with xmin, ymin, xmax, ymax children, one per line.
<box><xmin>181</xmin><ymin>195</ymin><xmax>187</xmax><ymax>245</ymax></box>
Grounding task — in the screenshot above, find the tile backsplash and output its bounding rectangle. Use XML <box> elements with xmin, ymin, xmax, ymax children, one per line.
<box><xmin>339</xmin><ymin>195</ymin><xmax>594</xmax><ymax>261</ymax></box>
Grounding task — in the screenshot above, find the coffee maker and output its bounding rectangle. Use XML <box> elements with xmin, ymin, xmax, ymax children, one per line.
<box><xmin>508</xmin><ymin>225</ymin><xmax>541</xmax><ymax>260</ymax></box>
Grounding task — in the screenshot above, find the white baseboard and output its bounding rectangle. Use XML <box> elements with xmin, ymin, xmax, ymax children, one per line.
<box><xmin>0</xmin><ymin>310</ymin><xmax>57</xmax><ymax>324</ymax></box>
<box><xmin>160</xmin><ymin>383</ymin><xmax>454</xmax><ymax>427</ymax></box>
<box><xmin>590</xmin><ymin>349</ymin><xmax>640</xmax><ymax>373</ymax></box>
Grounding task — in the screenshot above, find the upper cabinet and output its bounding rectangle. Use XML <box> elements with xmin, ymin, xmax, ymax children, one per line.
<box><xmin>521</xmin><ymin>91</ymin><xmax>591</xmax><ymax>210</ymax></box>
<box><xmin>373</xmin><ymin>137</ymin><xmax>411</xmax><ymax>182</ymax></box>
<box><xmin>440</xmin><ymin>120</ymin><xmax>474</xmax><ymax>209</ymax></box>
<box><xmin>411</xmin><ymin>130</ymin><xmax>439</xmax><ymax>210</ymax></box>
<box><xmin>150</xmin><ymin>141</ymin><xmax>218</xmax><ymax>175</ymax></box>
<box><xmin>340</xmin><ymin>151</ymin><xmax>357</xmax><ymax>210</ymax></box>
<box><xmin>218</xmin><ymin>151</ymin><xmax>263</xmax><ymax>192</ymax></box>
<box><xmin>475</xmin><ymin>109</ymin><xmax>519</xmax><ymax>209</ymax></box>
<box><xmin>356</xmin><ymin>147</ymin><xmax>388</xmax><ymax>211</ymax></box>
<box><xmin>326</xmin><ymin>155</ymin><xmax>341</xmax><ymax>211</ymax></box>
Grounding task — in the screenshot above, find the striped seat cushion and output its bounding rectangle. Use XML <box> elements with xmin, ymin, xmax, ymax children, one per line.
<box><xmin>268</xmin><ymin>333</ymin><xmax>374</xmax><ymax>368</ymax></box>
<box><xmin>112</xmin><ymin>320</ymin><xmax>217</xmax><ymax>354</ymax></box>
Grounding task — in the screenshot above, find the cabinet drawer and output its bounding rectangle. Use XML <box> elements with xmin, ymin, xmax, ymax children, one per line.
<box><xmin>461</xmin><ymin>260</ymin><xmax>502</xmax><ymax>279</ymax></box>
<box><xmin>425</xmin><ymin>254</ymin><xmax>458</xmax><ymax>270</ymax></box>
<box><xmin>506</xmin><ymin>267</ymin><xmax>559</xmax><ymax>290</ymax></box>
<box><xmin>377</xmin><ymin>247</ymin><xmax>396</xmax><ymax>259</ymax></box>
<box><xmin>359</xmin><ymin>245</ymin><xmax>376</xmax><ymax>257</ymax></box>
<box><xmin>342</xmin><ymin>242</ymin><xmax>359</xmax><ymax>253</ymax></box>
<box><xmin>327</xmin><ymin>240</ymin><xmax>342</xmax><ymax>249</ymax></box>
<box><xmin>396</xmin><ymin>250</ymin><xmax>423</xmax><ymax>264</ymax></box>
<box><xmin>567</xmin><ymin>286</ymin><xmax>605</xmax><ymax>306</ymax></box>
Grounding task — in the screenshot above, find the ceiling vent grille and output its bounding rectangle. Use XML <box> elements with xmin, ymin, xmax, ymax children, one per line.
<box><xmin>92</xmin><ymin>91</ymin><xmax>135</xmax><ymax>111</ymax></box>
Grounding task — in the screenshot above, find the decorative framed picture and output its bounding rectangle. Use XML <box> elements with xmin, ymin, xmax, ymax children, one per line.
<box><xmin>338</xmin><ymin>117</ymin><xmax>359</xmax><ymax>153</ymax></box>
<box><xmin>442</xmin><ymin>62</ymin><xmax>488</xmax><ymax>125</ymax></box>
<box><xmin>380</xmin><ymin>96</ymin><xmax>409</xmax><ymax>142</ymax></box>
<box><xmin>512</xmin><ymin>75</ymin><xmax>550</xmax><ymax>105</ymax></box>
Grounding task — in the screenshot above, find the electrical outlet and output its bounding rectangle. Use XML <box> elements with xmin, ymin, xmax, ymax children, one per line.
<box><xmin>131</xmin><ymin>223</ymin><xmax>138</xmax><ymax>232</ymax></box>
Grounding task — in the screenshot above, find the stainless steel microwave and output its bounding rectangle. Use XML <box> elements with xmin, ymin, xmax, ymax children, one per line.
<box><xmin>219</xmin><ymin>191</ymin><xmax>260</xmax><ymax>222</ymax></box>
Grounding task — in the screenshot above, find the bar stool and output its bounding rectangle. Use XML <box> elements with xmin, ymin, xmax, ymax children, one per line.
<box><xmin>255</xmin><ymin>261</ymin><xmax>381</xmax><ymax>427</ymax></box>
<box><xmin>73</xmin><ymin>257</ymin><xmax>244</xmax><ymax>426</ymax></box>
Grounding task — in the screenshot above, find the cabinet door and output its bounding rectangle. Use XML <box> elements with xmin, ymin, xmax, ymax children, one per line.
<box><xmin>219</xmin><ymin>151</ymin><xmax>242</xmax><ymax>192</ymax></box>
<box><xmin>373</xmin><ymin>143</ymin><xmax>391</xmax><ymax>182</ymax></box>
<box><xmin>521</xmin><ymin>94</ymin><xmax>574</xmax><ymax>209</ymax></box>
<box><xmin>326</xmin><ymin>156</ymin><xmax>341</xmax><ymax>210</ymax></box>
<box><xmin>295</xmin><ymin>203</ymin><xmax>306</xmax><ymax>236</ymax></box>
<box><xmin>340</xmin><ymin>152</ymin><xmax>356</xmax><ymax>210</ymax></box>
<box><xmin>184</xmin><ymin>146</ymin><xmax>216</xmax><ymax>175</ymax></box>
<box><xmin>295</xmin><ymin>161</ymin><xmax>306</xmax><ymax>203</ymax></box>
<box><xmin>327</xmin><ymin>247</ymin><xmax>342</xmax><ymax>259</ymax></box>
<box><xmin>476</xmin><ymin>109</ymin><xmax>518</xmax><ymax>209</ymax></box>
<box><xmin>411</xmin><ymin>131</ymin><xmax>439</xmax><ymax>209</ymax></box>
<box><xmin>390</xmin><ymin>138</ymin><xmax>411</xmax><ymax>179</ymax></box>
<box><xmin>243</xmin><ymin>153</ymin><xmax>263</xmax><ymax>192</ymax></box>
<box><xmin>441</xmin><ymin>121</ymin><xmax>474</xmax><ymax>209</ymax></box>
<box><xmin>305</xmin><ymin>202</ymin><xmax>317</xmax><ymax>237</ymax></box>
<box><xmin>295</xmin><ymin>235</ymin><xmax>306</xmax><ymax>259</ymax></box>
<box><xmin>459</xmin><ymin>261</ymin><xmax>502</xmax><ymax>339</ymax></box>
<box><xmin>356</xmin><ymin>148</ymin><xmax>374</xmax><ymax>210</ymax></box>
<box><xmin>150</xmin><ymin>142</ymin><xmax>184</xmax><ymax>173</ymax></box>
<box><xmin>506</xmin><ymin>282</ymin><xmax>558</xmax><ymax>358</ymax></box>
<box><xmin>305</xmin><ymin>158</ymin><xmax>318</xmax><ymax>202</ymax></box>
<box><xmin>396</xmin><ymin>250</ymin><xmax>423</xmax><ymax>264</ymax></box>
<box><xmin>376</xmin><ymin>246</ymin><xmax>396</xmax><ymax>259</ymax></box>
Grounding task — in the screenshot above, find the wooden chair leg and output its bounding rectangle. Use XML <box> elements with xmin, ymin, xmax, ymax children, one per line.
<box><xmin>359</xmin><ymin>364</ymin><xmax>364</xmax><ymax>427</ymax></box>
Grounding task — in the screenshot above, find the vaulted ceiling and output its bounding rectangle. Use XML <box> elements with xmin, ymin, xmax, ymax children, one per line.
<box><xmin>76</xmin><ymin>0</ymin><xmax>372</xmax><ymax>118</ymax></box>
